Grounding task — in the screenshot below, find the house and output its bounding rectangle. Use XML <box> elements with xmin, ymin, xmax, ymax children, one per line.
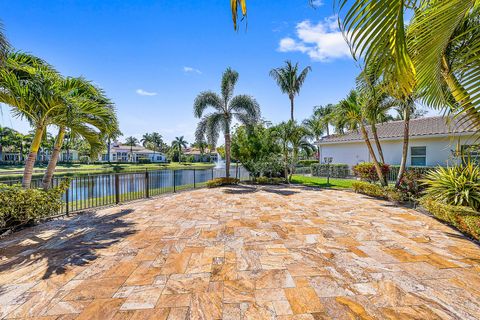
<box><xmin>317</xmin><ymin>116</ymin><xmax>479</xmax><ymax>167</ymax></box>
<box><xmin>100</xmin><ymin>142</ymin><xmax>167</xmax><ymax>163</ymax></box>
<box><xmin>183</xmin><ymin>148</ymin><xmax>218</xmax><ymax>162</ymax></box>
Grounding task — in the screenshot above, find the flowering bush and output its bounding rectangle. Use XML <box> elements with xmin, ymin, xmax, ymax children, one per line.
<box><xmin>353</xmin><ymin>162</ymin><xmax>390</xmax><ymax>182</ymax></box>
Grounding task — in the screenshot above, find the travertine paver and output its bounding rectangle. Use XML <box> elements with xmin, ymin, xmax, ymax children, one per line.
<box><xmin>0</xmin><ymin>185</ymin><xmax>479</xmax><ymax>319</ymax></box>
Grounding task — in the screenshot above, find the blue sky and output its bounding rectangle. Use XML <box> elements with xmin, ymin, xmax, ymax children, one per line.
<box><xmin>0</xmin><ymin>1</ymin><xmax>420</xmax><ymax>144</ymax></box>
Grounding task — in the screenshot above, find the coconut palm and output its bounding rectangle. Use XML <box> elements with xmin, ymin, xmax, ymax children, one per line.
<box><xmin>141</xmin><ymin>133</ymin><xmax>152</xmax><ymax>148</ymax></box>
<box><xmin>313</xmin><ymin>104</ymin><xmax>335</xmax><ymax>136</ymax></box>
<box><xmin>0</xmin><ymin>52</ymin><xmax>65</xmax><ymax>188</ymax></box>
<box><xmin>171</xmin><ymin>136</ymin><xmax>188</xmax><ymax>162</ymax></box>
<box><xmin>302</xmin><ymin>113</ymin><xmax>324</xmax><ymax>162</ymax></box>
<box><xmin>335</xmin><ymin>90</ymin><xmax>388</xmax><ymax>186</ymax></box>
<box><xmin>125</xmin><ymin>136</ymin><xmax>139</xmax><ymax>162</ymax></box>
<box><xmin>336</xmin><ymin>0</ymin><xmax>480</xmax><ymax>131</ymax></box>
<box><xmin>42</xmin><ymin>78</ymin><xmax>118</xmax><ymax>189</ymax></box>
<box><xmin>194</xmin><ymin>67</ymin><xmax>260</xmax><ymax>178</ymax></box>
<box><xmin>270</xmin><ymin>61</ymin><xmax>311</xmax><ymax>121</ymax></box>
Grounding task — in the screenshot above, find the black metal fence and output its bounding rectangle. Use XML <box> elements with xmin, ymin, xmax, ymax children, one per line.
<box><xmin>1</xmin><ymin>166</ymin><xmax>250</xmax><ymax>214</ymax></box>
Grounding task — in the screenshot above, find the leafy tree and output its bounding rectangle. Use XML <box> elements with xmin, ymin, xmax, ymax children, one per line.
<box><xmin>194</xmin><ymin>67</ymin><xmax>260</xmax><ymax>178</ymax></box>
<box><xmin>270</xmin><ymin>61</ymin><xmax>311</xmax><ymax>121</ymax></box>
<box><xmin>313</xmin><ymin>104</ymin><xmax>335</xmax><ymax>136</ymax></box>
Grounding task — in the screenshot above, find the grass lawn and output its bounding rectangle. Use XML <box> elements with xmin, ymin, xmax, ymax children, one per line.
<box><xmin>290</xmin><ymin>174</ymin><xmax>355</xmax><ymax>189</ymax></box>
<box><xmin>0</xmin><ymin>162</ymin><xmax>215</xmax><ymax>180</ymax></box>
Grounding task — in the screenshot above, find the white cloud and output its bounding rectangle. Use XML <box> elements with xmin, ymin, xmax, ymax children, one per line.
<box><xmin>310</xmin><ymin>0</ymin><xmax>324</xmax><ymax>7</ymax></box>
<box><xmin>278</xmin><ymin>15</ymin><xmax>351</xmax><ymax>62</ymax></box>
<box><xmin>183</xmin><ymin>66</ymin><xmax>202</xmax><ymax>74</ymax></box>
<box><xmin>136</xmin><ymin>89</ymin><xmax>158</xmax><ymax>96</ymax></box>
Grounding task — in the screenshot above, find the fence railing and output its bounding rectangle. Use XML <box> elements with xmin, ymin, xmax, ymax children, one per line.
<box><xmin>1</xmin><ymin>166</ymin><xmax>250</xmax><ymax>215</ymax></box>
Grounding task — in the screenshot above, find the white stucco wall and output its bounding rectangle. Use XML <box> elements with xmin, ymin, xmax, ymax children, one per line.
<box><xmin>319</xmin><ymin>134</ymin><xmax>478</xmax><ymax>167</ymax></box>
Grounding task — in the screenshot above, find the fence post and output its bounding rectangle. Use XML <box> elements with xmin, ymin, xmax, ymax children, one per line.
<box><xmin>65</xmin><ymin>187</ymin><xmax>69</xmax><ymax>215</ymax></box>
<box><xmin>211</xmin><ymin>168</ymin><xmax>214</xmax><ymax>180</ymax></box>
<box><xmin>115</xmin><ymin>174</ymin><xmax>120</xmax><ymax>204</ymax></box>
<box><xmin>173</xmin><ymin>170</ymin><xmax>176</xmax><ymax>193</ymax></box>
<box><xmin>193</xmin><ymin>169</ymin><xmax>196</xmax><ymax>188</ymax></box>
<box><xmin>145</xmin><ymin>170</ymin><xmax>150</xmax><ymax>198</ymax></box>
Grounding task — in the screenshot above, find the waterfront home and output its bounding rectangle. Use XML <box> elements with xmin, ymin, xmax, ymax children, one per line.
<box><xmin>100</xmin><ymin>141</ymin><xmax>167</xmax><ymax>163</ymax></box>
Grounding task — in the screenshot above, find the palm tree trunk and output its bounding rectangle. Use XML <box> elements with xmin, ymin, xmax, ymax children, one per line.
<box><xmin>360</xmin><ymin>125</ymin><xmax>387</xmax><ymax>186</ymax></box>
<box><xmin>22</xmin><ymin>122</ymin><xmax>46</xmax><ymax>188</ymax></box>
<box><xmin>395</xmin><ymin>105</ymin><xmax>411</xmax><ymax>188</ymax></box>
<box><xmin>224</xmin><ymin>132</ymin><xmax>231</xmax><ymax>178</ymax></box>
<box><xmin>42</xmin><ymin>126</ymin><xmax>65</xmax><ymax>189</ymax></box>
<box><xmin>289</xmin><ymin>95</ymin><xmax>295</xmax><ymax>121</ymax></box>
<box><xmin>371</xmin><ymin>124</ymin><xmax>385</xmax><ymax>164</ymax></box>
<box><xmin>0</xmin><ymin>144</ymin><xmax>3</xmax><ymax>163</ymax></box>
<box><xmin>442</xmin><ymin>56</ymin><xmax>480</xmax><ymax>130</ymax></box>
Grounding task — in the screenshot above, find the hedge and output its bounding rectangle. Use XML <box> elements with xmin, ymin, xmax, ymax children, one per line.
<box><xmin>353</xmin><ymin>162</ymin><xmax>390</xmax><ymax>182</ymax></box>
<box><xmin>297</xmin><ymin>160</ymin><xmax>319</xmax><ymax>167</ymax></box>
<box><xmin>206</xmin><ymin>178</ymin><xmax>240</xmax><ymax>188</ymax></box>
<box><xmin>0</xmin><ymin>181</ymin><xmax>68</xmax><ymax>232</ymax></box>
<box><xmin>311</xmin><ymin>163</ymin><xmax>350</xmax><ymax>178</ymax></box>
<box><xmin>387</xmin><ymin>165</ymin><xmax>434</xmax><ymax>181</ymax></box>
<box><xmin>352</xmin><ymin>181</ymin><xmax>405</xmax><ymax>202</ymax></box>
<box><xmin>420</xmin><ymin>196</ymin><xmax>480</xmax><ymax>240</ymax></box>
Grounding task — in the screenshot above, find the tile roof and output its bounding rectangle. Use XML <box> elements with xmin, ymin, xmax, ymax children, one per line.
<box><xmin>319</xmin><ymin>116</ymin><xmax>477</xmax><ymax>144</ymax></box>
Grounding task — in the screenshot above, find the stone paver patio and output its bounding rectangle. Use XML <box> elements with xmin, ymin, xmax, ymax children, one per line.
<box><xmin>1</xmin><ymin>185</ymin><xmax>480</xmax><ymax>319</ymax></box>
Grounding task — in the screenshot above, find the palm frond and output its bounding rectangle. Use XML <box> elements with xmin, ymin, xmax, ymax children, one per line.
<box><xmin>193</xmin><ymin>91</ymin><xmax>223</xmax><ymax>118</ymax></box>
<box><xmin>228</xmin><ymin>94</ymin><xmax>261</xmax><ymax>120</ymax></box>
<box><xmin>221</xmin><ymin>68</ymin><xmax>239</xmax><ymax>103</ymax></box>
<box><xmin>0</xmin><ymin>21</ymin><xmax>10</xmax><ymax>65</ymax></box>
<box><xmin>231</xmin><ymin>0</ymin><xmax>247</xmax><ymax>30</ymax></box>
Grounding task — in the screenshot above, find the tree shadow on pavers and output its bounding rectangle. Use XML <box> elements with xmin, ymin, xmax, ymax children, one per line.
<box><xmin>0</xmin><ymin>208</ymin><xmax>136</xmax><ymax>280</ymax></box>
<box><xmin>223</xmin><ymin>185</ymin><xmax>259</xmax><ymax>194</ymax></box>
<box><xmin>261</xmin><ymin>185</ymin><xmax>300</xmax><ymax>196</ymax></box>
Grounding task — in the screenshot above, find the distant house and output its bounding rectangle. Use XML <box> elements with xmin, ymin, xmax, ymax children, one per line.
<box><xmin>0</xmin><ymin>148</ymin><xmax>79</xmax><ymax>164</ymax></box>
<box><xmin>183</xmin><ymin>148</ymin><xmax>218</xmax><ymax>162</ymax></box>
<box><xmin>100</xmin><ymin>142</ymin><xmax>167</xmax><ymax>163</ymax></box>
<box><xmin>317</xmin><ymin>116</ymin><xmax>479</xmax><ymax>167</ymax></box>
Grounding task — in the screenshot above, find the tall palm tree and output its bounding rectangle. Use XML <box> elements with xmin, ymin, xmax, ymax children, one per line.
<box><xmin>194</xmin><ymin>67</ymin><xmax>260</xmax><ymax>178</ymax></box>
<box><xmin>42</xmin><ymin>78</ymin><xmax>118</xmax><ymax>189</ymax></box>
<box><xmin>125</xmin><ymin>136</ymin><xmax>139</xmax><ymax>162</ymax></box>
<box><xmin>336</xmin><ymin>0</ymin><xmax>480</xmax><ymax>131</ymax></box>
<box><xmin>272</xmin><ymin>121</ymin><xmax>296</xmax><ymax>182</ymax></box>
<box><xmin>0</xmin><ymin>52</ymin><xmax>65</xmax><ymax>188</ymax></box>
<box><xmin>335</xmin><ymin>90</ymin><xmax>388</xmax><ymax>186</ymax></box>
<box><xmin>303</xmin><ymin>113</ymin><xmax>324</xmax><ymax>162</ymax></box>
<box><xmin>270</xmin><ymin>61</ymin><xmax>311</xmax><ymax>121</ymax></box>
<box><xmin>171</xmin><ymin>136</ymin><xmax>188</xmax><ymax>162</ymax></box>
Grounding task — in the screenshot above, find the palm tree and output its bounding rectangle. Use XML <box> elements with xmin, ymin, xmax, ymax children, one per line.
<box><xmin>289</xmin><ymin>124</ymin><xmax>315</xmax><ymax>176</ymax></box>
<box><xmin>337</xmin><ymin>0</ymin><xmax>480</xmax><ymax>131</ymax></box>
<box><xmin>303</xmin><ymin>114</ymin><xmax>324</xmax><ymax>162</ymax></box>
<box><xmin>0</xmin><ymin>20</ymin><xmax>9</xmax><ymax>64</ymax></box>
<box><xmin>272</xmin><ymin>121</ymin><xmax>296</xmax><ymax>182</ymax></box>
<box><xmin>335</xmin><ymin>90</ymin><xmax>388</xmax><ymax>186</ymax></box>
<box><xmin>230</xmin><ymin>0</ymin><xmax>247</xmax><ymax>30</ymax></box>
<box><xmin>0</xmin><ymin>52</ymin><xmax>65</xmax><ymax>188</ymax></box>
<box><xmin>171</xmin><ymin>136</ymin><xmax>188</xmax><ymax>162</ymax></box>
<box><xmin>194</xmin><ymin>67</ymin><xmax>260</xmax><ymax>178</ymax></box>
<box><xmin>125</xmin><ymin>136</ymin><xmax>139</xmax><ymax>162</ymax></box>
<box><xmin>270</xmin><ymin>61</ymin><xmax>311</xmax><ymax>121</ymax></box>
<box><xmin>313</xmin><ymin>104</ymin><xmax>335</xmax><ymax>136</ymax></box>
<box><xmin>41</xmin><ymin>78</ymin><xmax>118</xmax><ymax>189</ymax></box>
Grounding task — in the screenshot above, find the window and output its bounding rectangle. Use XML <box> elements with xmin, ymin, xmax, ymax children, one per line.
<box><xmin>461</xmin><ymin>145</ymin><xmax>480</xmax><ymax>164</ymax></box>
<box><xmin>411</xmin><ymin>146</ymin><xmax>426</xmax><ymax>166</ymax></box>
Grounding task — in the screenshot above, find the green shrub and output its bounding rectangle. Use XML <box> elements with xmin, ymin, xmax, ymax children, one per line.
<box><xmin>352</xmin><ymin>181</ymin><xmax>406</xmax><ymax>202</ymax></box>
<box><xmin>420</xmin><ymin>196</ymin><xmax>480</xmax><ymax>240</ymax></box>
<box><xmin>353</xmin><ymin>162</ymin><xmax>390</xmax><ymax>182</ymax></box>
<box><xmin>422</xmin><ymin>162</ymin><xmax>480</xmax><ymax>210</ymax></box>
<box><xmin>206</xmin><ymin>177</ymin><xmax>240</xmax><ymax>188</ymax></box>
<box><xmin>311</xmin><ymin>163</ymin><xmax>350</xmax><ymax>178</ymax></box>
<box><xmin>254</xmin><ymin>177</ymin><xmax>285</xmax><ymax>185</ymax></box>
<box><xmin>297</xmin><ymin>160</ymin><xmax>318</xmax><ymax>167</ymax></box>
<box><xmin>397</xmin><ymin>169</ymin><xmax>427</xmax><ymax>199</ymax></box>
<box><xmin>0</xmin><ymin>181</ymin><xmax>69</xmax><ymax>231</ymax></box>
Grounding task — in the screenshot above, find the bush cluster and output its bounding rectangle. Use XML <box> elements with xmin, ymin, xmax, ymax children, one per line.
<box><xmin>311</xmin><ymin>163</ymin><xmax>350</xmax><ymax>178</ymax></box>
<box><xmin>397</xmin><ymin>169</ymin><xmax>427</xmax><ymax>199</ymax></box>
<box><xmin>0</xmin><ymin>181</ymin><xmax>69</xmax><ymax>231</ymax></box>
<box><xmin>420</xmin><ymin>196</ymin><xmax>480</xmax><ymax>240</ymax></box>
<box><xmin>206</xmin><ymin>177</ymin><xmax>240</xmax><ymax>188</ymax></box>
<box><xmin>253</xmin><ymin>177</ymin><xmax>285</xmax><ymax>185</ymax></box>
<box><xmin>297</xmin><ymin>160</ymin><xmax>318</xmax><ymax>167</ymax></box>
<box><xmin>352</xmin><ymin>162</ymin><xmax>390</xmax><ymax>182</ymax></box>
<box><xmin>352</xmin><ymin>181</ymin><xmax>405</xmax><ymax>202</ymax></box>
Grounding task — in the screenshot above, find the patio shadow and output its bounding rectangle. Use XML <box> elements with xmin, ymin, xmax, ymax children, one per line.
<box><xmin>0</xmin><ymin>208</ymin><xmax>136</xmax><ymax>280</ymax></box>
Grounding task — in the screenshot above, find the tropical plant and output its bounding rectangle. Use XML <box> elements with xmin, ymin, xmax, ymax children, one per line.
<box><xmin>313</xmin><ymin>104</ymin><xmax>335</xmax><ymax>136</ymax></box>
<box><xmin>125</xmin><ymin>136</ymin><xmax>139</xmax><ymax>162</ymax></box>
<box><xmin>422</xmin><ymin>162</ymin><xmax>480</xmax><ymax>210</ymax></box>
<box><xmin>194</xmin><ymin>67</ymin><xmax>260</xmax><ymax>178</ymax></box>
<box><xmin>141</xmin><ymin>133</ymin><xmax>152</xmax><ymax>148</ymax></box>
<box><xmin>336</xmin><ymin>0</ymin><xmax>480</xmax><ymax>132</ymax></box>
<box><xmin>230</xmin><ymin>0</ymin><xmax>247</xmax><ymax>30</ymax></box>
<box><xmin>334</xmin><ymin>90</ymin><xmax>388</xmax><ymax>186</ymax></box>
<box><xmin>0</xmin><ymin>20</ymin><xmax>9</xmax><ymax>64</ymax></box>
<box><xmin>303</xmin><ymin>112</ymin><xmax>324</xmax><ymax>162</ymax></box>
<box><xmin>171</xmin><ymin>136</ymin><xmax>188</xmax><ymax>162</ymax></box>
<box><xmin>42</xmin><ymin>78</ymin><xmax>118</xmax><ymax>189</ymax></box>
<box><xmin>270</xmin><ymin>61</ymin><xmax>311</xmax><ymax>121</ymax></box>
<box><xmin>0</xmin><ymin>52</ymin><xmax>66</xmax><ymax>188</ymax></box>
